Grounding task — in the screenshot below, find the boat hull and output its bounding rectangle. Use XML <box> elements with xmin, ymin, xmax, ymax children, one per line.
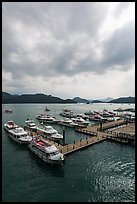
<box><xmin>28</xmin><ymin>144</ymin><xmax>64</xmax><ymax>165</ymax></box>
<box><xmin>8</xmin><ymin>133</ymin><xmax>32</xmax><ymax>144</ymax></box>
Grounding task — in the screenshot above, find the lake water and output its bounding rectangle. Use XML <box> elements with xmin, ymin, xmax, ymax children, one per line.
<box><xmin>2</xmin><ymin>103</ymin><xmax>135</xmax><ymax>202</ymax></box>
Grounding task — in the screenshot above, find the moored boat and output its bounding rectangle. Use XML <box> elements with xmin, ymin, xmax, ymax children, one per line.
<box><xmin>100</xmin><ymin>109</ymin><xmax>116</xmax><ymax>117</ymax></box>
<box><xmin>28</xmin><ymin>137</ymin><xmax>64</xmax><ymax>165</ymax></box>
<box><xmin>36</xmin><ymin>113</ymin><xmax>45</xmax><ymax>119</ymax></box>
<box><xmin>37</xmin><ymin>125</ymin><xmax>63</xmax><ymax>141</ymax></box>
<box><xmin>71</xmin><ymin>117</ymin><xmax>89</xmax><ymax>126</ymax></box>
<box><xmin>59</xmin><ymin>109</ymin><xmax>77</xmax><ymax>118</ymax></box>
<box><xmin>8</xmin><ymin>127</ymin><xmax>32</xmax><ymax>144</ymax></box>
<box><xmin>89</xmin><ymin>114</ymin><xmax>106</xmax><ymax>122</ymax></box>
<box><xmin>4</xmin><ymin>120</ymin><xmax>18</xmax><ymax>132</ymax></box>
<box><xmin>25</xmin><ymin>119</ymin><xmax>38</xmax><ymax>131</ymax></box>
<box><xmin>58</xmin><ymin>118</ymin><xmax>77</xmax><ymax>127</ymax></box>
<box><xmin>36</xmin><ymin>114</ymin><xmax>57</xmax><ymax>123</ymax></box>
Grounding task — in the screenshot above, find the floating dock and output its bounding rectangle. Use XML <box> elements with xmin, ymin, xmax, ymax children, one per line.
<box><xmin>105</xmin><ymin>123</ymin><xmax>135</xmax><ymax>145</ymax></box>
<box><xmin>33</xmin><ymin>119</ymin><xmax>135</xmax><ymax>157</ymax></box>
<box><xmin>39</xmin><ymin>134</ymin><xmax>107</xmax><ymax>156</ymax></box>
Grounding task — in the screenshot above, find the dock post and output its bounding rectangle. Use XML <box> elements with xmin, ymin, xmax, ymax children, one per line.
<box><xmin>63</xmin><ymin>126</ymin><xmax>65</xmax><ymax>146</ymax></box>
<box><xmin>100</xmin><ymin>121</ymin><xmax>102</xmax><ymax>131</ymax></box>
<box><xmin>80</xmin><ymin>139</ymin><xmax>82</xmax><ymax>146</ymax></box>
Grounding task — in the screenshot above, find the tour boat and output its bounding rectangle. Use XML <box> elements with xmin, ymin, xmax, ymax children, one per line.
<box><xmin>36</xmin><ymin>113</ymin><xmax>46</xmax><ymax>119</ymax></box>
<box><xmin>37</xmin><ymin>125</ymin><xmax>63</xmax><ymax>141</ymax></box>
<box><xmin>59</xmin><ymin>109</ymin><xmax>76</xmax><ymax>118</ymax></box>
<box><xmin>100</xmin><ymin>109</ymin><xmax>116</xmax><ymax>117</ymax></box>
<box><xmin>25</xmin><ymin>119</ymin><xmax>38</xmax><ymax>131</ymax></box>
<box><xmin>8</xmin><ymin>126</ymin><xmax>32</xmax><ymax>144</ymax></box>
<box><xmin>36</xmin><ymin>114</ymin><xmax>57</xmax><ymax>123</ymax></box>
<box><xmin>58</xmin><ymin>118</ymin><xmax>77</xmax><ymax>127</ymax></box>
<box><xmin>28</xmin><ymin>137</ymin><xmax>64</xmax><ymax>165</ymax></box>
<box><xmin>71</xmin><ymin>117</ymin><xmax>89</xmax><ymax>126</ymax></box>
<box><xmin>4</xmin><ymin>120</ymin><xmax>18</xmax><ymax>132</ymax></box>
<box><xmin>89</xmin><ymin>114</ymin><xmax>106</xmax><ymax>121</ymax></box>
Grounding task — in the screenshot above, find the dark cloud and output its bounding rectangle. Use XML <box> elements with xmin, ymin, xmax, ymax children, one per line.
<box><xmin>68</xmin><ymin>3</ymin><xmax>107</xmax><ymax>35</ymax></box>
<box><xmin>102</xmin><ymin>21</ymin><xmax>135</xmax><ymax>70</ymax></box>
<box><xmin>2</xmin><ymin>2</ymin><xmax>109</xmax><ymax>78</ymax></box>
<box><xmin>2</xmin><ymin>2</ymin><xmax>135</xmax><ymax>97</ymax></box>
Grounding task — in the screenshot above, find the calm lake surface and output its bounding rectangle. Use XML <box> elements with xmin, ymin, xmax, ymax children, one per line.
<box><xmin>2</xmin><ymin>103</ymin><xmax>135</xmax><ymax>202</ymax></box>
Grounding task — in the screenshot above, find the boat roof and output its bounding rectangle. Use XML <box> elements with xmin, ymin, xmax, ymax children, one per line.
<box><xmin>5</xmin><ymin>121</ymin><xmax>18</xmax><ymax>128</ymax></box>
<box><xmin>45</xmin><ymin>125</ymin><xmax>53</xmax><ymax>129</ymax></box>
<box><xmin>51</xmin><ymin>133</ymin><xmax>63</xmax><ymax>139</ymax></box>
<box><xmin>7</xmin><ymin>120</ymin><xmax>15</xmax><ymax>124</ymax></box>
<box><xmin>8</xmin><ymin>127</ymin><xmax>28</xmax><ymax>135</ymax></box>
<box><xmin>28</xmin><ymin>123</ymin><xmax>36</xmax><ymax>126</ymax></box>
<box><xmin>34</xmin><ymin>139</ymin><xmax>58</xmax><ymax>153</ymax></box>
<box><xmin>45</xmin><ymin>145</ymin><xmax>58</xmax><ymax>153</ymax></box>
<box><xmin>26</xmin><ymin>119</ymin><xmax>34</xmax><ymax>122</ymax></box>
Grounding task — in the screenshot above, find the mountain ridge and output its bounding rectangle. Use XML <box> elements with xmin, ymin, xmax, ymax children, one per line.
<box><xmin>2</xmin><ymin>92</ymin><xmax>135</xmax><ymax>104</ymax></box>
<box><xmin>2</xmin><ymin>92</ymin><xmax>76</xmax><ymax>104</ymax></box>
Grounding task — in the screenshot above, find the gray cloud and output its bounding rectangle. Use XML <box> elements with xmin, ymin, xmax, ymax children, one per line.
<box><xmin>2</xmin><ymin>2</ymin><xmax>108</xmax><ymax>77</ymax></box>
<box><xmin>102</xmin><ymin>21</ymin><xmax>135</xmax><ymax>70</ymax></box>
<box><xmin>113</xmin><ymin>2</ymin><xmax>133</xmax><ymax>17</ymax></box>
<box><xmin>2</xmin><ymin>2</ymin><xmax>135</xmax><ymax>98</ymax></box>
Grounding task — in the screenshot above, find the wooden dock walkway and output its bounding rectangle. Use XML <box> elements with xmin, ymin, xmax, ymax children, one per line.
<box><xmin>40</xmin><ymin>134</ymin><xmax>107</xmax><ymax>156</ymax></box>
<box><xmin>59</xmin><ymin>135</ymin><xmax>107</xmax><ymax>155</ymax></box>
<box><xmin>104</xmin><ymin>123</ymin><xmax>135</xmax><ymax>145</ymax></box>
<box><xmin>75</xmin><ymin>119</ymin><xmax>126</xmax><ymax>135</ymax></box>
<box><xmin>33</xmin><ymin>119</ymin><xmax>135</xmax><ymax>157</ymax></box>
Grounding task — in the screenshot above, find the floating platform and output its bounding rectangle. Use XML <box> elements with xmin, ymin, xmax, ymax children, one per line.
<box><xmin>33</xmin><ymin>119</ymin><xmax>135</xmax><ymax>158</ymax></box>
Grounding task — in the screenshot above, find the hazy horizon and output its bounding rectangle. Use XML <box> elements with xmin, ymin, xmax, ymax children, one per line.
<box><xmin>2</xmin><ymin>90</ymin><xmax>135</xmax><ymax>101</ymax></box>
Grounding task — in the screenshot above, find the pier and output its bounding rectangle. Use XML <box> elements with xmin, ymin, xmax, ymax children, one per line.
<box><xmin>105</xmin><ymin>123</ymin><xmax>135</xmax><ymax>145</ymax></box>
<box><xmin>75</xmin><ymin>119</ymin><xmax>127</xmax><ymax>133</ymax></box>
<box><xmin>59</xmin><ymin>134</ymin><xmax>107</xmax><ymax>155</ymax></box>
<box><xmin>39</xmin><ymin>134</ymin><xmax>107</xmax><ymax>156</ymax></box>
<box><xmin>34</xmin><ymin>119</ymin><xmax>135</xmax><ymax>157</ymax></box>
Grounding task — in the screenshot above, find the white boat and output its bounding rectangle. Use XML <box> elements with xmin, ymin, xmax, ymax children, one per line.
<box><xmin>8</xmin><ymin>127</ymin><xmax>32</xmax><ymax>144</ymax></box>
<box><xmin>36</xmin><ymin>113</ymin><xmax>45</xmax><ymax>119</ymax></box>
<box><xmin>89</xmin><ymin>114</ymin><xmax>106</xmax><ymax>121</ymax></box>
<box><xmin>28</xmin><ymin>137</ymin><xmax>64</xmax><ymax>165</ymax></box>
<box><xmin>58</xmin><ymin>118</ymin><xmax>77</xmax><ymax>127</ymax></box>
<box><xmin>84</xmin><ymin>110</ymin><xmax>98</xmax><ymax>116</ymax></box>
<box><xmin>59</xmin><ymin>109</ymin><xmax>76</xmax><ymax>118</ymax></box>
<box><xmin>4</xmin><ymin>120</ymin><xmax>18</xmax><ymax>132</ymax></box>
<box><xmin>71</xmin><ymin>117</ymin><xmax>89</xmax><ymax>126</ymax></box>
<box><xmin>37</xmin><ymin>114</ymin><xmax>57</xmax><ymax>123</ymax></box>
<box><xmin>37</xmin><ymin>125</ymin><xmax>63</xmax><ymax>141</ymax></box>
<box><xmin>100</xmin><ymin>109</ymin><xmax>116</xmax><ymax>117</ymax></box>
<box><xmin>25</xmin><ymin>119</ymin><xmax>38</xmax><ymax>131</ymax></box>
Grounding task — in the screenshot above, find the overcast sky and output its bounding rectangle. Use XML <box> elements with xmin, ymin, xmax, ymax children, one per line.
<box><xmin>2</xmin><ymin>2</ymin><xmax>135</xmax><ymax>99</ymax></box>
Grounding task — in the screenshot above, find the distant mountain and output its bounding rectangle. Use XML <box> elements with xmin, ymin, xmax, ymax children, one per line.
<box><xmin>109</xmin><ymin>97</ymin><xmax>135</xmax><ymax>104</ymax></box>
<box><xmin>91</xmin><ymin>100</ymin><xmax>105</xmax><ymax>103</ymax></box>
<box><xmin>73</xmin><ymin>97</ymin><xmax>90</xmax><ymax>103</ymax></box>
<box><xmin>2</xmin><ymin>92</ymin><xmax>19</xmax><ymax>102</ymax></box>
<box><xmin>2</xmin><ymin>92</ymin><xmax>135</xmax><ymax>104</ymax></box>
<box><xmin>2</xmin><ymin>92</ymin><xmax>77</xmax><ymax>104</ymax></box>
<box><xmin>64</xmin><ymin>99</ymin><xmax>77</xmax><ymax>103</ymax></box>
<box><xmin>99</xmin><ymin>97</ymin><xmax>114</xmax><ymax>102</ymax></box>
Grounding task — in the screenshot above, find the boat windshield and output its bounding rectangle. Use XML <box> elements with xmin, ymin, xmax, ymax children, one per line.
<box><xmin>29</xmin><ymin>123</ymin><xmax>36</xmax><ymax>127</ymax></box>
<box><xmin>21</xmin><ymin>134</ymin><xmax>28</xmax><ymax>137</ymax></box>
<box><xmin>49</xmin><ymin>151</ymin><xmax>60</xmax><ymax>156</ymax></box>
